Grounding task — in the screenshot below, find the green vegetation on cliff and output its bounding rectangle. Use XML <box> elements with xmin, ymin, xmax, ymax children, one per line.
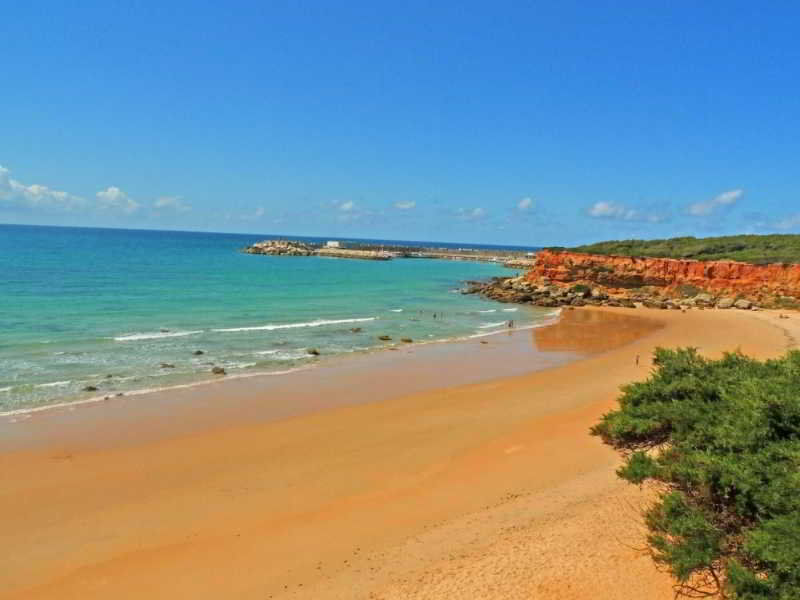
<box><xmin>592</xmin><ymin>348</ymin><xmax>800</xmax><ymax>599</ymax></box>
<box><xmin>566</xmin><ymin>234</ymin><xmax>800</xmax><ymax>264</ymax></box>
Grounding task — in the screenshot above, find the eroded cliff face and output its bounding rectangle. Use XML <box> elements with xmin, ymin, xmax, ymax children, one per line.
<box><xmin>526</xmin><ymin>250</ymin><xmax>800</xmax><ymax>304</ymax></box>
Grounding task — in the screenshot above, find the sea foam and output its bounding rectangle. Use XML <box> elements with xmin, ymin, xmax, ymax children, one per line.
<box><xmin>35</xmin><ymin>380</ymin><xmax>72</xmax><ymax>388</ymax></box>
<box><xmin>114</xmin><ymin>330</ymin><xmax>203</xmax><ymax>342</ymax></box>
<box><xmin>212</xmin><ymin>317</ymin><xmax>376</xmax><ymax>333</ymax></box>
<box><xmin>478</xmin><ymin>321</ymin><xmax>509</xmax><ymax>329</ymax></box>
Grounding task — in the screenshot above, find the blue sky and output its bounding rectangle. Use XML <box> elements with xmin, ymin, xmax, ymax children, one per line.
<box><xmin>1</xmin><ymin>1</ymin><xmax>798</xmax><ymax>245</ymax></box>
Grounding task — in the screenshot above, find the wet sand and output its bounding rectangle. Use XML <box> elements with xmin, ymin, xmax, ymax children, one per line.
<box><xmin>0</xmin><ymin>307</ymin><xmax>795</xmax><ymax>600</ymax></box>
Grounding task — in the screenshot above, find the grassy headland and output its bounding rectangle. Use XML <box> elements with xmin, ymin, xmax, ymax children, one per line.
<box><xmin>557</xmin><ymin>234</ymin><xmax>800</xmax><ymax>264</ymax></box>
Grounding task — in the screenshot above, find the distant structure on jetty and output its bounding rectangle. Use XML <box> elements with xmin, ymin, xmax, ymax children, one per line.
<box><xmin>243</xmin><ymin>239</ymin><xmax>536</xmax><ymax>266</ymax></box>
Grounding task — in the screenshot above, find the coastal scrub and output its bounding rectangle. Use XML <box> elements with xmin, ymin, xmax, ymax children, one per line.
<box><xmin>592</xmin><ymin>348</ymin><xmax>800</xmax><ymax>599</ymax></box>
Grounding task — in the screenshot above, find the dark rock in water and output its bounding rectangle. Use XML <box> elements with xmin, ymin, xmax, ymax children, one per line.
<box><xmin>160</xmin><ymin>363</ymin><xmax>175</xmax><ymax>369</ymax></box>
<box><xmin>193</xmin><ymin>350</ymin><xmax>204</xmax><ymax>355</ymax></box>
<box><xmin>211</xmin><ymin>366</ymin><xmax>226</xmax><ymax>375</ymax></box>
<box><xmin>378</xmin><ymin>335</ymin><xmax>392</xmax><ymax>341</ymax></box>
<box><xmin>83</xmin><ymin>385</ymin><xmax>98</xmax><ymax>392</ymax></box>
<box><xmin>350</xmin><ymin>327</ymin><xmax>362</xmax><ymax>333</ymax></box>
<box><xmin>116</xmin><ymin>392</ymin><xmax>124</xmax><ymax>396</ymax></box>
<box><xmin>400</xmin><ymin>338</ymin><xmax>413</xmax><ymax>343</ymax></box>
<box><xmin>160</xmin><ymin>329</ymin><xmax>170</xmax><ymax>333</ymax></box>
<box><xmin>105</xmin><ymin>374</ymin><xmax>114</xmax><ymax>378</ymax></box>
<box><xmin>462</xmin><ymin>281</ymin><xmax>486</xmax><ymax>295</ymax></box>
<box><xmin>307</xmin><ymin>348</ymin><xmax>320</xmax><ymax>356</ymax></box>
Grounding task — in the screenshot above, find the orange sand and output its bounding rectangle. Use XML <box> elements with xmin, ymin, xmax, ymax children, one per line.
<box><xmin>0</xmin><ymin>307</ymin><xmax>795</xmax><ymax>600</ymax></box>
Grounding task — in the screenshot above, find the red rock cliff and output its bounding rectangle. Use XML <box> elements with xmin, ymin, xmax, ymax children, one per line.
<box><xmin>526</xmin><ymin>250</ymin><xmax>800</xmax><ymax>303</ymax></box>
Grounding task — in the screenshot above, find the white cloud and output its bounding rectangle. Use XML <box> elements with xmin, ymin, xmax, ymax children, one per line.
<box><xmin>587</xmin><ymin>201</ymin><xmax>665</xmax><ymax>223</ymax></box>
<box><xmin>0</xmin><ymin>165</ymin><xmax>86</xmax><ymax>211</ymax></box>
<box><xmin>96</xmin><ymin>186</ymin><xmax>141</xmax><ymax>214</ymax></box>
<box><xmin>394</xmin><ymin>200</ymin><xmax>416</xmax><ymax>210</ymax></box>
<box><xmin>456</xmin><ymin>207</ymin><xmax>486</xmax><ymax>220</ymax></box>
<box><xmin>339</xmin><ymin>200</ymin><xmax>355</xmax><ymax>212</ymax></box>
<box><xmin>0</xmin><ymin>165</ymin><xmax>198</xmax><ymax>220</ymax></box>
<box><xmin>154</xmin><ymin>195</ymin><xmax>191</xmax><ymax>213</ymax></box>
<box><xmin>517</xmin><ymin>197</ymin><xmax>533</xmax><ymax>211</ymax></box>
<box><xmin>688</xmin><ymin>189</ymin><xmax>743</xmax><ymax>216</ymax></box>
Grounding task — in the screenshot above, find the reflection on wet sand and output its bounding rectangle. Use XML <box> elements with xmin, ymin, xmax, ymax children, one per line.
<box><xmin>534</xmin><ymin>308</ymin><xmax>664</xmax><ymax>354</ymax></box>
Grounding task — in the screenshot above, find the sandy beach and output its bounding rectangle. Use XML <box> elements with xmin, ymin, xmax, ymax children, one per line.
<box><xmin>1</xmin><ymin>306</ymin><xmax>796</xmax><ymax>600</ymax></box>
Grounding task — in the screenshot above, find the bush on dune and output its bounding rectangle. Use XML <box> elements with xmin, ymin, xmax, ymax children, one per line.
<box><xmin>592</xmin><ymin>348</ymin><xmax>800</xmax><ymax>599</ymax></box>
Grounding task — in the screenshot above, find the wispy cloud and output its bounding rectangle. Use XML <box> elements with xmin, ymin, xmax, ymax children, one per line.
<box><xmin>154</xmin><ymin>195</ymin><xmax>191</xmax><ymax>213</ymax></box>
<box><xmin>587</xmin><ymin>201</ymin><xmax>665</xmax><ymax>223</ymax></box>
<box><xmin>338</xmin><ymin>200</ymin><xmax>355</xmax><ymax>212</ymax></box>
<box><xmin>687</xmin><ymin>189</ymin><xmax>743</xmax><ymax>217</ymax></box>
<box><xmin>0</xmin><ymin>165</ymin><xmax>86</xmax><ymax>211</ymax></box>
<box><xmin>238</xmin><ymin>206</ymin><xmax>265</xmax><ymax>221</ymax></box>
<box><xmin>775</xmin><ymin>214</ymin><xmax>800</xmax><ymax>231</ymax></box>
<box><xmin>394</xmin><ymin>200</ymin><xmax>416</xmax><ymax>210</ymax></box>
<box><xmin>456</xmin><ymin>207</ymin><xmax>486</xmax><ymax>220</ymax></box>
<box><xmin>517</xmin><ymin>197</ymin><xmax>533</xmax><ymax>211</ymax></box>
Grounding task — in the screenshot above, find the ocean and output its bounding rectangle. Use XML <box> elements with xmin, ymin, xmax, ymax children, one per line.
<box><xmin>0</xmin><ymin>224</ymin><xmax>551</xmax><ymax>414</ymax></box>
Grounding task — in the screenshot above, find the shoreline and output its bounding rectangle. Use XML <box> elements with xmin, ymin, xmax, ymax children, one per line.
<box><xmin>1</xmin><ymin>308</ymin><xmax>651</xmax><ymax>454</ymax></box>
<box><xmin>0</xmin><ymin>309</ymin><xmax>559</xmax><ymax>421</ymax></box>
<box><xmin>1</xmin><ymin>307</ymin><xmax>796</xmax><ymax>599</ymax></box>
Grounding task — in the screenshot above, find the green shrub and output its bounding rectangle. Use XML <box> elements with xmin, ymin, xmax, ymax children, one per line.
<box><xmin>569</xmin><ymin>284</ymin><xmax>591</xmax><ymax>295</ymax></box>
<box><xmin>565</xmin><ymin>234</ymin><xmax>800</xmax><ymax>264</ymax></box>
<box><xmin>592</xmin><ymin>348</ymin><xmax>800</xmax><ymax>599</ymax></box>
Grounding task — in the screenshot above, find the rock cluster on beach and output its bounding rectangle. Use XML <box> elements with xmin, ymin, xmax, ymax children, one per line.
<box><xmin>463</xmin><ymin>275</ymin><xmax>762</xmax><ymax>311</ymax></box>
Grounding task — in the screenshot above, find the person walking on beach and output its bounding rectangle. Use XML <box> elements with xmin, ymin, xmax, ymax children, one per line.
<box><xmin>635</xmin><ymin>354</ymin><xmax>640</xmax><ymax>367</ymax></box>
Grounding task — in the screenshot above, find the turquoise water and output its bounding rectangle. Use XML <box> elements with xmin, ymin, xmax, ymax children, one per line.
<box><xmin>0</xmin><ymin>225</ymin><xmax>549</xmax><ymax>413</ymax></box>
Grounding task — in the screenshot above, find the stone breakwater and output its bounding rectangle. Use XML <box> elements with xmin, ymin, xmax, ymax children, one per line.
<box><xmin>244</xmin><ymin>240</ymin><xmax>315</xmax><ymax>256</ymax></box>
<box><xmin>244</xmin><ymin>240</ymin><xmax>390</xmax><ymax>260</ymax></box>
<box><xmin>524</xmin><ymin>250</ymin><xmax>800</xmax><ymax>307</ymax></box>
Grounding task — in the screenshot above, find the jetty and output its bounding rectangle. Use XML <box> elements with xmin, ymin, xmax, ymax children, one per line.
<box><xmin>243</xmin><ymin>239</ymin><xmax>536</xmax><ymax>266</ymax></box>
<box><xmin>244</xmin><ymin>240</ymin><xmax>390</xmax><ymax>260</ymax></box>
